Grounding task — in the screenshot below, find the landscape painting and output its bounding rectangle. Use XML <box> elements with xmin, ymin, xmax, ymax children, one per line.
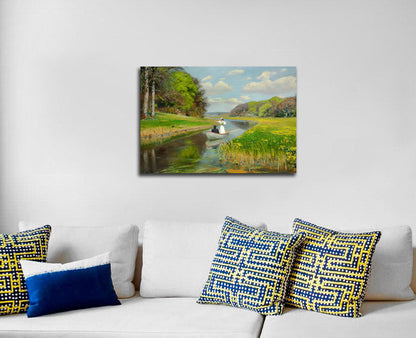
<box><xmin>139</xmin><ymin>67</ymin><xmax>296</xmax><ymax>174</ymax></box>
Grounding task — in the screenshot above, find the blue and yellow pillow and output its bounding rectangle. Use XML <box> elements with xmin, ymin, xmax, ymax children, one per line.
<box><xmin>285</xmin><ymin>218</ymin><xmax>381</xmax><ymax>317</ymax></box>
<box><xmin>0</xmin><ymin>225</ymin><xmax>51</xmax><ymax>315</ymax></box>
<box><xmin>197</xmin><ymin>216</ymin><xmax>304</xmax><ymax>315</ymax></box>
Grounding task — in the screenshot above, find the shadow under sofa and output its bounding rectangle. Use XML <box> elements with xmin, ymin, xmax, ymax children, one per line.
<box><xmin>1</xmin><ymin>219</ymin><xmax>415</xmax><ymax>338</ymax></box>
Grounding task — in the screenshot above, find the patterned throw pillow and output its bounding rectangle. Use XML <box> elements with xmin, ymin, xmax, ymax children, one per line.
<box><xmin>0</xmin><ymin>226</ymin><xmax>51</xmax><ymax>315</ymax></box>
<box><xmin>197</xmin><ymin>216</ymin><xmax>304</xmax><ymax>315</ymax></box>
<box><xmin>285</xmin><ymin>218</ymin><xmax>381</xmax><ymax>318</ymax></box>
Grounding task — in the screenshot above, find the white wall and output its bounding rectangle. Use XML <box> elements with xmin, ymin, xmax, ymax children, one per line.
<box><xmin>1</xmin><ymin>0</ymin><xmax>416</xmax><ymax>234</ymax></box>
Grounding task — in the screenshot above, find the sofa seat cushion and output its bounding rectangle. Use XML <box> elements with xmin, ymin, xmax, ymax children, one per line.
<box><xmin>261</xmin><ymin>300</ymin><xmax>416</xmax><ymax>338</ymax></box>
<box><xmin>0</xmin><ymin>295</ymin><xmax>264</xmax><ymax>338</ymax></box>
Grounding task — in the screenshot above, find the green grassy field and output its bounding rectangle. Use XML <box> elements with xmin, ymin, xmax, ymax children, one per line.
<box><xmin>140</xmin><ymin>112</ymin><xmax>214</xmax><ymax>146</ymax></box>
<box><xmin>219</xmin><ymin>117</ymin><xmax>296</xmax><ymax>173</ymax></box>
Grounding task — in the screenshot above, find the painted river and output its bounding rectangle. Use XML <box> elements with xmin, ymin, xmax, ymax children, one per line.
<box><xmin>140</xmin><ymin>119</ymin><xmax>257</xmax><ymax>174</ymax></box>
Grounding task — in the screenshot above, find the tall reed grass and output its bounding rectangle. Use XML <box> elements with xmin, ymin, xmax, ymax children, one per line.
<box><xmin>219</xmin><ymin>118</ymin><xmax>296</xmax><ymax>173</ymax></box>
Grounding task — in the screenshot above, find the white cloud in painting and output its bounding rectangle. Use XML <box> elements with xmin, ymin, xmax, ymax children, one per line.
<box><xmin>257</xmin><ymin>71</ymin><xmax>277</xmax><ymax>81</ymax></box>
<box><xmin>201</xmin><ymin>75</ymin><xmax>212</xmax><ymax>82</ymax></box>
<box><xmin>201</xmin><ymin>80</ymin><xmax>233</xmax><ymax>95</ymax></box>
<box><xmin>280</xmin><ymin>68</ymin><xmax>287</xmax><ymax>72</ymax></box>
<box><xmin>220</xmin><ymin>77</ymin><xmax>226</xmax><ymax>81</ymax></box>
<box><xmin>226</xmin><ymin>69</ymin><xmax>245</xmax><ymax>76</ymax></box>
<box><xmin>247</xmin><ymin>76</ymin><xmax>252</xmax><ymax>80</ymax></box>
<box><xmin>242</xmin><ymin>72</ymin><xmax>296</xmax><ymax>96</ymax></box>
<box><xmin>208</xmin><ymin>97</ymin><xmax>243</xmax><ymax>104</ymax></box>
<box><xmin>240</xmin><ymin>95</ymin><xmax>251</xmax><ymax>101</ymax></box>
<box><xmin>208</xmin><ymin>97</ymin><xmax>244</xmax><ymax>110</ymax></box>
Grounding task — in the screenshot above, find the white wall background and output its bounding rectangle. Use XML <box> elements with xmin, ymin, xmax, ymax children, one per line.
<box><xmin>1</xmin><ymin>0</ymin><xmax>416</xmax><ymax>234</ymax></box>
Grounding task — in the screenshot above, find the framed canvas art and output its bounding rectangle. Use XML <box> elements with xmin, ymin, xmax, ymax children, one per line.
<box><xmin>139</xmin><ymin>67</ymin><xmax>296</xmax><ymax>174</ymax></box>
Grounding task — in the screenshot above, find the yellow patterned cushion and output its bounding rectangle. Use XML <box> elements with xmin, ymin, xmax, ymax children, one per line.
<box><xmin>0</xmin><ymin>226</ymin><xmax>51</xmax><ymax>315</ymax></box>
<box><xmin>197</xmin><ymin>217</ymin><xmax>304</xmax><ymax>315</ymax></box>
<box><xmin>285</xmin><ymin>219</ymin><xmax>381</xmax><ymax>317</ymax></box>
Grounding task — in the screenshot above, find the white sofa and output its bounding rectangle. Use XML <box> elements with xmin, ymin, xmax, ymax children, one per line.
<box><xmin>1</xmin><ymin>219</ymin><xmax>415</xmax><ymax>338</ymax></box>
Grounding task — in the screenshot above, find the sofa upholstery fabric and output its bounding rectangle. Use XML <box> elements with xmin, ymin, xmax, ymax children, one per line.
<box><xmin>261</xmin><ymin>300</ymin><xmax>416</xmax><ymax>338</ymax></box>
<box><xmin>0</xmin><ymin>296</ymin><xmax>264</xmax><ymax>338</ymax></box>
<box><xmin>19</xmin><ymin>222</ymin><xmax>138</xmax><ymax>299</ymax></box>
<box><xmin>141</xmin><ymin>219</ymin><xmax>266</xmax><ymax>298</ymax></box>
<box><xmin>359</xmin><ymin>225</ymin><xmax>414</xmax><ymax>300</ymax></box>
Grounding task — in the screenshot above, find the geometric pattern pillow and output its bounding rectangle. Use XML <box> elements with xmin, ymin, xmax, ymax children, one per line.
<box><xmin>285</xmin><ymin>218</ymin><xmax>381</xmax><ymax>318</ymax></box>
<box><xmin>197</xmin><ymin>216</ymin><xmax>304</xmax><ymax>315</ymax></box>
<box><xmin>0</xmin><ymin>226</ymin><xmax>51</xmax><ymax>315</ymax></box>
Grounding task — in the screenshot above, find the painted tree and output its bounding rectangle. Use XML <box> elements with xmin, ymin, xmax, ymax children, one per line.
<box><xmin>148</xmin><ymin>67</ymin><xmax>167</xmax><ymax>118</ymax></box>
<box><xmin>172</xmin><ymin>71</ymin><xmax>199</xmax><ymax>114</ymax></box>
<box><xmin>191</xmin><ymin>77</ymin><xmax>208</xmax><ymax>117</ymax></box>
<box><xmin>140</xmin><ymin>67</ymin><xmax>207</xmax><ymax>118</ymax></box>
<box><xmin>276</xmin><ymin>97</ymin><xmax>296</xmax><ymax>117</ymax></box>
<box><xmin>148</xmin><ymin>67</ymin><xmax>185</xmax><ymax>117</ymax></box>
<box><xmin>151</xmin><ymin>71</ymin><xmax>156</xmax><ymax>118</ymax></box>
<box><xmin>141</xmin><ymin>67</ymin><xmax>150</xmax><ymax>119</ymax></box>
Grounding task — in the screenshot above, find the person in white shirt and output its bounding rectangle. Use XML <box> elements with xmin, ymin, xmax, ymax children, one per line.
<box><xmin>218</xmin><ymin>118</ymin><xmax>226</xmax><ymax>134</ymax></box>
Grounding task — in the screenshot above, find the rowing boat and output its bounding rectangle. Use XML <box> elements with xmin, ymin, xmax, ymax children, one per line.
<box><xmin>205</xmin><ymin>131</ymin><xmax>230</xmax><ymax>140</ymax></box>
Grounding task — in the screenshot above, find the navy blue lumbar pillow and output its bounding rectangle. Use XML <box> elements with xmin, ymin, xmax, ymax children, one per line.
<box><xmin>20</xmin><ymin>252</ymin><xmax>120</xmax><ymax>317</ymax></box>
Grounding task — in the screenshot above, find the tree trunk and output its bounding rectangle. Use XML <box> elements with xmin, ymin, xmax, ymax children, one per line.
<box><xmin>151</xmin><ymin>80</ymin><xmax>155</xmax><ymax>118</ymax></box>
<box><xmin>143</xmin><ymin>68</ymin><xmax>149</xmax><ymax>119</ymax></box>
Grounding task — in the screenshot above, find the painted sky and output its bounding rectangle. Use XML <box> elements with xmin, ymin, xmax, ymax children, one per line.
<box><xmin>184</xmin><ymin>67</ymin><xmax>296</xmax><ymax>112</ymax></box>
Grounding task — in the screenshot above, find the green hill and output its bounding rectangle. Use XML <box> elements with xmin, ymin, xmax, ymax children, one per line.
<box><xmin>230</xmin><ymin>96</ymin><xmax>296</xmax><ymax>118</ymax></box>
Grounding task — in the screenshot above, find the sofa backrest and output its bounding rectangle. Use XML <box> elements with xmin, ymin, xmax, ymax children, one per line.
<box><xmin>407</xmin><ymin>226</ymin><xmax>416</xmax><ymax>293</ymax></box>
<box><xmin>412</xmin><ymin>249</ymin><xmax>416</xmax><ymax>293</ymax></box>
<box><xmin>17</xmin><ymin>219</ymin><xmax>416</xmax><ymax>296</ymax></box>
<box><xmin>133</xmin><ymin>222</ymin><xmax>416</xmax><ymax>297</ymax></box>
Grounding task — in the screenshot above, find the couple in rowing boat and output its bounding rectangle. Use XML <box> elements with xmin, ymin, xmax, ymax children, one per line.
<box><xmin>211</xmin><ymin>118</ymin><xmax>226</xmax><ymax>134</ymax></box>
